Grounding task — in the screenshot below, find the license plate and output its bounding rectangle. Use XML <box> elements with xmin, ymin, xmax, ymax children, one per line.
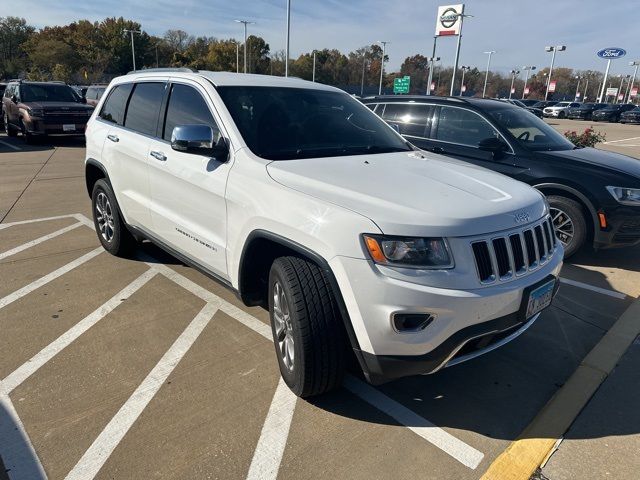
<box><xmin>63</xmin><ymin>124</ymin><xmax>76</xmax><ymax>132</ymax></box>
<box><xmin>525</xmin><ymin>280</ymin><xmax>555</xmax><ymax>319</ymax></box>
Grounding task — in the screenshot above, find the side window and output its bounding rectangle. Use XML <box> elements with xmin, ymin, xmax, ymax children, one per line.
<box><xmin>123</xmin><ymin>82</ymin><xmax>166</xmax><ymax>137</ymax></box>
<box><xmin>99</xmin><ymin>83</ymin><xmax>134</xmax><ymax>125</ymax></box>
<box><xmin>373</xmin><ymin>104</ymin><xmax>384</xmax><ymax>115</ymax></box>
<box><xmin>382</xmin><ymin>103</ymin><xmax>432</xmax><ymax>138</ymax></box>
<box><xmin>365</xmin><ymin>103</ymin><xmax>376</xmax><ymax>111</ymax></box>
<box><xmin>163</xmin><ymin>84</ymin><xmax>219</xmax><ymax>141</ymax></box>
<box><xmin>86</xmin><ymin>88</ymin><xmax>96</xmax><ymax>100</ymax></box>
<box><xmin>435</xmin><ymin>106</ymin><xmax>499</xmax><ymax>147</ymax></box>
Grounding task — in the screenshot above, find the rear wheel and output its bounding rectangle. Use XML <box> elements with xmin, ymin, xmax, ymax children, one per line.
<box><xmin>268</xmin><ymin>256</ymin><xmax>347</xmax><ymax>398</ymax></box>
<box><xmin>4</xmin><ymin>113</ymin><xmax>17</xmax><ymax>137</ymax></box>
<box><xmin>91</xmin><ymin>179</ymin><xmax>137</xmax><ymax>257</ymax></box>
<box><xmin>548</xmin><ymin>195</ymin><xmax>587</xmax><ymax>258</ymax></box>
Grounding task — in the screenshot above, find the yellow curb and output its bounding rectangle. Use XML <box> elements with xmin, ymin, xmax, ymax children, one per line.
<box><xmin>480</xmin><ymin>298</ymin><xmax>640</xmax><ymax>480</ymax></box>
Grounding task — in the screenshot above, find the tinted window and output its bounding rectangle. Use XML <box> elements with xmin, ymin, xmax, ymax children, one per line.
<box><xmin>382</xmin><ymin>103</ymin><xmax>432</xmax><ymax>137</ymax></box>
<box><xmin>20</xmin><ymin>83</ymin><xmax>79</xmax><ymax>103</ymax></box>
<box><xmin>124</xmin><ymin>82</ymin><xmax>165</xmax><ymax>136</ymax></box>
<box><xmin>435</xmin><ymin>107</ymin><xmax>499</xmax><ymax>146</ymax></box>
<box><xmin>100</xmin><ymin>84</ymin><xmax>134</xmax><ymax>125</ymax></box>
<box><xmin>163</xmin><ymin>84</ymin><xmax>218</xmax><ymax>141</ymax></box>
<box><xmin>217</xmin><ymin>86</ymin><xmax>411</xmax><ymax>160</ymax></box>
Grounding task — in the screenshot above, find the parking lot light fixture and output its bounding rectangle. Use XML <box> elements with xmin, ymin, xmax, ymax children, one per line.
<box><xmin>627</xmin><ymin>61</ymin><xmax>640</xmax><ymax>103</ymax></box>
<box><xmin>617</xmin><ymin>74</ymin><xmax>631</xmax><ymax>104</ymax></box>
<box><xmin>544</xmin><ymin>45</ymin><xmax>566</xmax><ymax>100</ymax></box>
<box><xmin>509</xmin><ymin>69</ymin><xmax>520</xmax><ymax>99</ymax></box>
<box><xmin>482</xmin><ymin>50</ymin><xmax>496</xmax><ymax>98</ymax></box>
<box><xmin>426</xmin><ymin>36</ymin><xmax>439</xmax><ymax>96</ymax></box>
<box><xmin>312</xmin><ymin>50</ymin><xmax>316</xmax><ymax>82</ymax></box>
<box><xmin>377</xmin><ymin>40</ymin><xmax>389</xmax><ymax>95</ymax></box>
<box><xmin>521</xmin><ymin>66</ymin><xmax>536</xmax><ymax>99</ymax></box>
<box><xmin>574</xmin><ymin>75</ymin><xmax>581</xmax><ymax>101</ymax></box>
<box><xmin>449</xmin><ymin>12</ymin><xmax>474</xmax><ymax>96</ymax></box>
<box><xmin>285</xmin><ymin>0</ymin><xmax>291</xmax><ymax>77</ymax></box>
<box><xmin>459</xmin><ymin>66</ymin><xmax>471</xmax><ymax>96</ymax></box>
<box><xmin>234</xmin><ymin>19</ymin><xmax>255</xmax><ymax>74</ymax></box>
<box><xmin>123</xmin><ymin>29</ymin><xmax>141</xmax><ymax>71</ymax></box>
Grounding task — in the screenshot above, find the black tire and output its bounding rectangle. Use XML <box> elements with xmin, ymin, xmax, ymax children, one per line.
<box><xmin>268</xmin><ymin>256</ymin><xmax>346</xmax><ymax>397</ymax></box>
<box><xmin>4</xmin><ymin>113</ymin><xmax>17</xmax><ymax>137</ymax></box>
<box><xmin>559</xmin><ymin>111</ymin><xmax>566</xmax><ymax>119</ymax></box>
<box><xmin>547</xmin><ymin>195</ymin><xmax>587</xmax><ymax>258</ymax></box>
<box><xmin>91</xmin><ymin>179</ymin><xmax>137</xmax><ymax>257</ymax></box>
<box><xmin>19</xmin><ymin>118</ymin><xmax>36</xmax><ymax>144</ymax></box>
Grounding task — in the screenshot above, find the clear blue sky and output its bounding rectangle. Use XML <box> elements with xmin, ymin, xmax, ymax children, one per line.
<box><xmin>13</xmin><ymin>0</ymin><xmax>639</xmax><ymax>76</ymax></box>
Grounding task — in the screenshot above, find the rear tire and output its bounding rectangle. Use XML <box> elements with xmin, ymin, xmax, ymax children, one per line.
<box><xmin>4</xmin><ymin>113</ymin><xmax>17</xmax><ymax>137</ymax></box>
<box><xmin>548</xmin><ymin>195</ymin><xmax>587</xmax><ymax>258</ymax></box>
<box><xmin>91</xmin><ymin>179</ymin><xmax>137</xmax><ymax>257</ymax></box>
<box><xmin>268</xmin><ymin>256</ymin><xmax>347</xmax><ymax>398</ymax></box>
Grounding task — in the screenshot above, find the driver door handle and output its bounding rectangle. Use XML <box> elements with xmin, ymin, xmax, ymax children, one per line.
<box><xmin>429</xmin><ymin>146</ymin><xmax>444</xmax><ymax>154</ymax></box>
<box><xmin>150</xmin><ymin>150</ymin><xmax>167</xmax><ymax>162</ymax></box>
<box><xmin>107</xmin><ymin>134</ymin><xmax>119</xmax><ymax>143</ymax></box>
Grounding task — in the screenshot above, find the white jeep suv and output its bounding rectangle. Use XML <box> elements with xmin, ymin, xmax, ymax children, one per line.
<box><xmin>85</xmin><ymin>69</ymin><xmax>563</xmax><ymax>397</ymax></box>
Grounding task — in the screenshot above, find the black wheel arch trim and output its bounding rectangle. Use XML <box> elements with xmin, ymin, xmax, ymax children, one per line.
<box><xmin>238</xmin><ymin>229</ymin><xmax>371</xmax><ymax>381</ymax></box>
<box><xmin>534</xmin><ymin>182</ymin><xmax>599</xmax><ymax>235</ymax></box>
<box><xmin>85</xmin><ymin>158</ymin><xmax>112</xmax><ymax>197</ymax></box>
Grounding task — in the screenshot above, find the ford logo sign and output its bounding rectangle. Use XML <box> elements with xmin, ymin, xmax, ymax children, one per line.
<box><xmin>597</xmin><ymin>48</ymin><xmax>626</xmax><ymax>59</ymax></box>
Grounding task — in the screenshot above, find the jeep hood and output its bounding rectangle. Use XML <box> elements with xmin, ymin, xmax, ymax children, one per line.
<box><xmin>266</xmin><ymin>151</ymin><xmax>546</xmax><ymax>237</ymax></box>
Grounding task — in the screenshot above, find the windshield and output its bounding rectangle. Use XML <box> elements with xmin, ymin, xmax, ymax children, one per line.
<box><xmin>601</xmin><ymin>105</ymin><xmax>620</xmax><ymax>111</ymax></box>
<box><xmin>20</xmin><ymin>83</ymin><xmax>79</xmax><ymax>103</ymax></box>
<box><xmin>488</xmin><ymin>106</ymin><xmax>575</xmax><ymax>151</ymax></box>
<box><xmin>556</xmin><ymin>102</ymin><xmax>570</xmax><ymax>107</ymax></box>
<box><xmin>216</xmin><ymin>86</ymin><xmax>411</xmax><ymax>160</ymax></box>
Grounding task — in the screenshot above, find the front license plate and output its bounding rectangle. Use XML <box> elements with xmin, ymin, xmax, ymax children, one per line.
<box><xmin>525</xmin><ymin>280</ymin><xmax>555</xmax><ymax>319</ymax></box>
<box><xmin>62</xmin><ymin>124</ymin><xmax>76</xmax><ymax>132</ymax></box>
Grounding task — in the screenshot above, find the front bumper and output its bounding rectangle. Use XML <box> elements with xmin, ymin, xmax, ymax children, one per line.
<box><xmin>621</xmin><ymin>116</ymin><xmax>640</xmax><ymax>124</ymax></box>
<box><xmin>567</xmin><ymin>112</ymin><xmax>592</xmax><ymax>119</ymax></box>
<box><xmin>544</xmin><ymin>110</ymin><xmax>562</xmax><ymax>117</ymax></box>
<box><xmin>24</xmin><ymin>117</ymin><xmax>88</xmax><ymax>135</ymax></box>
<box><xmin>594</xmin><ymin>205</ymin><xmax>640</xmax><ymax>248</ymax></box>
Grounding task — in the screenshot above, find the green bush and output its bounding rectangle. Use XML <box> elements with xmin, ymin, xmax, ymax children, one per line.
<box><xmin>564</xmin><ymin>128</ymin><xmax>606</xmax><ymax>148</ymax></box>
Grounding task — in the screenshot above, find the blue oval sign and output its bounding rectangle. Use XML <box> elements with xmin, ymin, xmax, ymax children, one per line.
<box><xmin>597</xmin><ymin>48</ymin><xmax>626</xmax><ymax>59</ymax></box>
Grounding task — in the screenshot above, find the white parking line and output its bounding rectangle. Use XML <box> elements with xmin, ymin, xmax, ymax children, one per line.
<box><xmin>246</xmin><ymin>377</ymin><xmax>298</xmax><ymax>480</ymax></box>
<box><xmin>0</xmin><ymin>222</ymin><xmax>83</xmax><ymax>261</ymax></box>
<box><xmin>0</xmin><ymin>247</ymin><xmax>103</xmax><ymax>309</ymax></box>
<box><xmin>559</xmin><ymin>277</ymin><xmax>627</xmax><ymax>299</ymax></box>
<box><xmin>2</xmin><ymin>269</ymin><xmax>157</xmax><ymax>394</ymax></box>
<box><xmin>603</xmin><ymin>136</ymin><xmax>640</xmax><ymax>144</ymax></box>
<box><xmin>64</xmin><ymin>302</ymin><xmax>220</xmax><ymax>480</ymax></box>
<box><xmin>0</xmin><ymin>140</ymin><xmax>21</xmax><ymax>151</ymax></box>
<box><xmin>344</xmin><ymin>376</ymin><xmax>485</xmax><ymax>469</ymax></box>
<box><xmin>0</xmin><ymin>214</ymin><xmax>78</xmax><ymax>230</ymax></box>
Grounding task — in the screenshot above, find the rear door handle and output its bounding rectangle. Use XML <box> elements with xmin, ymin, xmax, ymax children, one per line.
<box><xmin>107</xmin><ymin>134</ymin><xmax>119</xmax><ymax>143</ymax></box>
<box><xmin>150</xmin><ymin>151</ymin><xmax>167</xmax><ymax>162</ymax></box>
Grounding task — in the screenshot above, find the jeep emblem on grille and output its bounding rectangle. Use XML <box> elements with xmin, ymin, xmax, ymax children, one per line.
<box><xmin>514</xmin><ymin>211</ymin><xmax>530</xmax><ymax>224</ymax></box>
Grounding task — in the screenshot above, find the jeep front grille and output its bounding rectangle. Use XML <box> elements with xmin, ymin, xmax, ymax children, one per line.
<box><xmin>471</xmin><ymin>216</ymin><xmax>558</xmax><ymax>284</ymax></box>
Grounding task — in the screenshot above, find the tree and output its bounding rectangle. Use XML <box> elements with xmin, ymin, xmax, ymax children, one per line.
<box><xmin>0</xmin><ymin>16</ymin><xmax>35</xmax><ymax>77</ymax></box>
<box><xmin>164</xmin><ymin>29</ymin><xmax>193</xmax><ymax>53</ymax></box>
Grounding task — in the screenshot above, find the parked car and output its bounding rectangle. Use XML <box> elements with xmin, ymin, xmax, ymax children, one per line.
<box><xmin>520</xmin><ymin>99</ymin><xmax>540</xmax><ymax>107</ymax></box>
<box><xmin>71</xmin><ymin>85</ymin><xmax>88</xmax><ymax>99</ymax></box>
<box><xmin>543</xmin><ymin>101</ymin><xmax>581</xmax><ymax>118</ymax></box>
<box><xmin>498</xmin><ymin>98</ymin><xmax>543</xmax><ymax>118</ymax></box>
<box><xmin>363</xmin><ymin>95</ymin><xmax>640</xmax><ymax>257</ymax></box>
<box><xmin>2</xmin><ymin>80</ymin><xmax>94</xmax><ymax>142</ymax></box>
<box><xmin>85</xmin><ymin>69</ymin><xmax>563</xmax><ymax>397</ymax></box>
<box><xmin>566</xmin><ymin>103</ymin><xmax>608</xmax><ymax>120</ymax></box>
<box><xmin>532</xmin><ymin>100</ymin><xmax>557</xmax><ymax>109</ymax></box>
<box><xmin>85</xmin><ymin>85</ymin><xmax>107</xmax><ymax>107</ymax></box>
<box><xmin>592</xmin><ymin>104</ymin><xmax>637</xmax><ymax>122</ymax></box>
<box><xmin>620</xmin><ymin>106</ymin><xmax>640</xmax><ymax>124</ymax></box>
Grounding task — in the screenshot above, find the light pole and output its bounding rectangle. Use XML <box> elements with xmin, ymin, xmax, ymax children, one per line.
<box><xmin>236</xmin><ymin>42</ymin><xmax>240</xmax><ymax>73</ymax></box>
<box><xmin>285</xmin><ymin>0</ymin><xmax>291</xmax><ymax>77</ymax></box>
<box><xmin>617</xmin><ymin>75</ymin><xmax>630</xmax><ymax>103</ymax></box>
<box><xmin>459</xmin><ymin>66</ymin><xmax>470</xmax><ymax>96</ymax></box>
<box><xmin>508</xmin><ymin>69</ymin><xmax>520</xmax><ymax>99</ymax></box>
<box><xmin>482</xmin><ymin>50</ymin><xmax>495</xmax><ymax>98</ymax></box>
<box><xmin>234</xmin><ymin>19</ymin><xmax>255</xmax><ymax>74</ymax></box>
<box><xmin>155</xmin><ymin>44</ymin><xmax>159</xmax><ymax>68</ymax></box>
<box><xmin>449</xmin><ymin>11</ymin><xmax>473</xmax><ymax>96</ymax></box>
<box><xmin>123</xmin><ymin>29</ymin><xmax>141</xmax><ymax>71</ymax></box>
<box><xmin>627</xmin><ymin>61</ymin><xmax>640</xmax><ymax>103</ymax></box>
<box><xmin>360</xmin><ymin>53</ymin><xmax>367</xmax><ymax>96</ymax></box>
<box><xmin>521</xmin><ymin>66</ymin><xmax>536</xmax><ymax>99</ymax></box>
<box><xmin>426</xmin><ymin>36</ymin><xmax>438</xmax><ymax>96</ymax></box>
<box><xmin>583</xmin><ymin>78</ymin><xmax>589</xmax><ymax>101</ymax></box>
<box><xmin>377</xmin><ymin>40</ymin><xmax>389</xmax><ymax>95</ymax></box>
<box><xmin>312</xmin><ymin>50</ymin><xmax>316</xmax><ymax>82</ymax></box>
<box><xmin>574</xmin><ymin>75</ymin><xmax>581</xmax><ymax>101</ymax></box>
<box><xmin>544</xmin><ymin>45</ymin><xmax>566</xmax><ymax>100</ymax></box>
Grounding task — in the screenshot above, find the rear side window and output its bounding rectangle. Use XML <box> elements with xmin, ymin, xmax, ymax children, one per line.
<box><xmin>163</xmin><ymin>84</ymin><xmax>218</xmax><ymax>141</ymax></box>
<box><xmin>124</xmin><ymin>82</ymin><xmax>166</xmax><ymax>136</ymax></box>
<box><xmin>99</xmin><ymin>83</ymin><xmax>134</xmax><ymax>125</ymax></box>
<box><xmin>435</xmin><ymin>106</ymin><xmax>499</xmax><ymax>146</ymax></box>
<box><xmin>382</xmin><ymin>103</ymin><xmax>432</xmax><ymax>138</ymax></box>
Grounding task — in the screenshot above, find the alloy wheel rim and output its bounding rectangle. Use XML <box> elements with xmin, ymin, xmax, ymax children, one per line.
<box><xmin>273</xmin><ymin>281</ymin><xmax>294</xmax><ymax>372</ymax></box>
<box><xmin>550</xmin><ymin>207</ymin><xmax>574</xmax><ymax>247</ymax></box>
<box><xmin>95</xmin><ymin>192</ymin><xmax>115</xmax><ymax>243</ymax></box>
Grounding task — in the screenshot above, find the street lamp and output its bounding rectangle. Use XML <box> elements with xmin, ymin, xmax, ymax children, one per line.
<box><xmin>482</xmin><ymin>50</ymin><xmax>496</xmax><ymax>98</ymax></box>
<box><xmin>285</xmin><ymin>0</ymin><xmax>291</xmax><ymax>77</ymax></box>
<box><xmin>574</xmin><ymin>75</ymin><xmax>581</xmax><ymax>101</ymax></box>
<box><xmin>521</xmin><ymin>66</ymin><xmax>536</xmax><ymax>99</ymax></box>
<box><xmin>509</xmin><ymin>69</ymin><xmax>520</xmax><ymax>99</ymax></box>
<box><xmin>377</xmin><ymin>40</ymin><xmax>389</xmax><ymax>95</ymax></box>
<box><xmin>234</xmin><ymin>19</ymin><xmax>255</xmax><ymax>74</ymax></box>
<box><xmin>627</xmin><ymin>61</ymin><xmax>640</xmax><ymax>103</ymax></box>
<box><xmin>312</xmin><ymin>50</ymin><xmax>316</xmax><ymax>82</ymax></box>
<box><xmin>123</xmin><ymin>29</ymin><xmax>141</xmax><ymax>71</ymax></box>
<box><xmin>544</xmin><ymin>45</ymin><xmax>566</xmax><ymax>100</ymax></box>
<box><xmin>427</xmin><ymin>56</ymin><xmax>440</xmax><ymax>94</ymax></box>
<box><xmin>617</xmin><ymin>74</ymin><xmax>630</xmax><ymax>103</ymax></box>
<box><xmin>459</xmin><ymin>65</ymin><xmax>471</xmax><ymax>96</ymax></box>
<box><xmin>360</xmin><ymin>53</ymin><xmax>368</xmax><ymax>97</ymax></box>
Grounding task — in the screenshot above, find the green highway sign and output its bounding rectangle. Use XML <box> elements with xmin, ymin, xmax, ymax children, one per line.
<box><xmin>393</xmin><ymin>75</ymin><xmax>411</xmax><ymax>94</ymax></box>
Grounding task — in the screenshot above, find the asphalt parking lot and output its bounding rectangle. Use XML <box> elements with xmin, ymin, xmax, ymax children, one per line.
<box><xmin>1</xmin><ymin>126</ymin><xmax>639</xmax><ymax>480</ymax></box>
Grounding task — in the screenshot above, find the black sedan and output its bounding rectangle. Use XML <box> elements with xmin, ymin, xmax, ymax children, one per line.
<box><xmin>620</xmin><ymin>106</ymin><xmax>640</xmax><ymax>124</ymax></box>
<box><xmin>532</xmin><ymin>100</ymin><xmax>558</xmax><ymax>109</ymax></box>
<box><xmin>520</xmin><ymin>99</ymin><xmax>540</xmax><ymax>107</ymax></box>
<box><xmin>362</xmin><ymin>95</ymin><xmax>640</xmax><ymax>257</ymax></box>
<box><xmin>566</xmin><ymin>103</ymin><xmax>608</xmax><ymax>120</ymax></box>
<box><xmin>592</xmin><ymin>104</ymin><xmax>637</xmax><ymax>122</ymax></box>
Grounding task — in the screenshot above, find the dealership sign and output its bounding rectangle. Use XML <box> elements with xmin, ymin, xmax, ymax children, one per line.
<box><xmin>549</xmin><ymin>80</ymin><xmax>557</xmax><ymax>92</ymax></box>
<box><xmin>596</xmin><ymin>48</ymin><xmax>626</xmax><ymax>59</ymax></box>
<box><xmin>435</xmin><ymin>4</ymin><xmax>464</xmax><ymax>36</ymax></box>
<box><xmin>632</xmin><ymin>87</ymin><xmax>638</xmax><ymax>98</ymax></box>
<box><xmin>606</xmin><ymin>87</ymin><xmax>618</xmax><ymax>96</ymax></box>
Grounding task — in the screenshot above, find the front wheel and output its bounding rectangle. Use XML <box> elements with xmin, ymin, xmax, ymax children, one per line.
<box><xmin>548</xmin><ymin>195</ymin><xmax>587</xmax><ymax>258</ymax></box>
<box><xmin>268</xmin><ymin>256</ymin><xmax>347</xmax><ymax>398</ymax></box>
<box><xmin>4</xmin><ymin>113</ymin><xmax>17</xmax><ymax>137</ymax></box>
<box><xmin>91</xmin><ymin>179</ymin><xmax>137</xmax><ymax>256</ymax></box>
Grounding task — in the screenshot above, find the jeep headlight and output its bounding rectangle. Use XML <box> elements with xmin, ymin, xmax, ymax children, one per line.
<box><xmin>363</xmin><ymin>235</ymin><xmax>454</xmax><ymax>269</ymax></box>
<box><xmin>606</xmin><ymin>186</ymin><xmax>640</xmax><ymax>206</ymax></box>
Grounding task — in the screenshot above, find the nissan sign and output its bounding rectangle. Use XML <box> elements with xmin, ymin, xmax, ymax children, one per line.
<box><xmin>597</xmin><ymin>48</ymin><xmax>626</xmax><ymax>59</ymax></box>
<box><xmin>435</xmin><ymin>4</ymin><xmax>464</xmax><ymax>36</ymax></box>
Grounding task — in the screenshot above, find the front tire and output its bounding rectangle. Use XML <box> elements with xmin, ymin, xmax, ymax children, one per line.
<box><xmin>91</xmin><ymin>179</ymin><xmax>136</xmax><ymax>257</ymax></box>
<box><xmin>548</xmin><ymin>195</ymin><xmax>587</xmax><ymax>258</ymax></box>
<box><xmin>268</xmin><ymin>256</ymin><xmax>346</xmax><ymax>398</ymax></box>
<box><xmin>4</xmin><ymin>113</ymin><xmax>17</xmax><ymax>137</ymax></box>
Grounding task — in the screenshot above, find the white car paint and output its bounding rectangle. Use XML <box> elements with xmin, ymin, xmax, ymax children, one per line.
<box><xmin>85</xmin><ymin>70</ymin><xmax>563</xmax><ymax>377</ymax></box>
<box><xmin>543</xmin><ymin>101</ymin><xmax>581</xmax><ymax>117</ymax></box>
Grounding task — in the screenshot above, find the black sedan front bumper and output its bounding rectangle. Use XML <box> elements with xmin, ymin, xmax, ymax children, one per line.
<box><xmin>595</xmin><ymin>205</ymin><xmax>640</xmax><ymax>249</ymax></box>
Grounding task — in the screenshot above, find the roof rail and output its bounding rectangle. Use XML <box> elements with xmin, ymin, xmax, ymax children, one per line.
<box><xmin>127</xmin><ymin>67</ymin><xmax>199</xmax><ymax>75</ymax></box>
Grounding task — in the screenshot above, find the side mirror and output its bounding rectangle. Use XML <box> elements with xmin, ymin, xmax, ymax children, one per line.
<box><xmin>171</xmin><ymin>124</ymin><xmax>228</xmax><ymax>160</ymax></box>
<box><xmin>478</xmin><ymin>137</ymin><xmax>507</xmax><ymax>155</ymax></box>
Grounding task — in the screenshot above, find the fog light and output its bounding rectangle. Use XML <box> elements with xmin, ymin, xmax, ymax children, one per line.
<box><xmin>392</xmin><ymin>313</ymin><xmax>435</xmax><ymax>332</ymax></box>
